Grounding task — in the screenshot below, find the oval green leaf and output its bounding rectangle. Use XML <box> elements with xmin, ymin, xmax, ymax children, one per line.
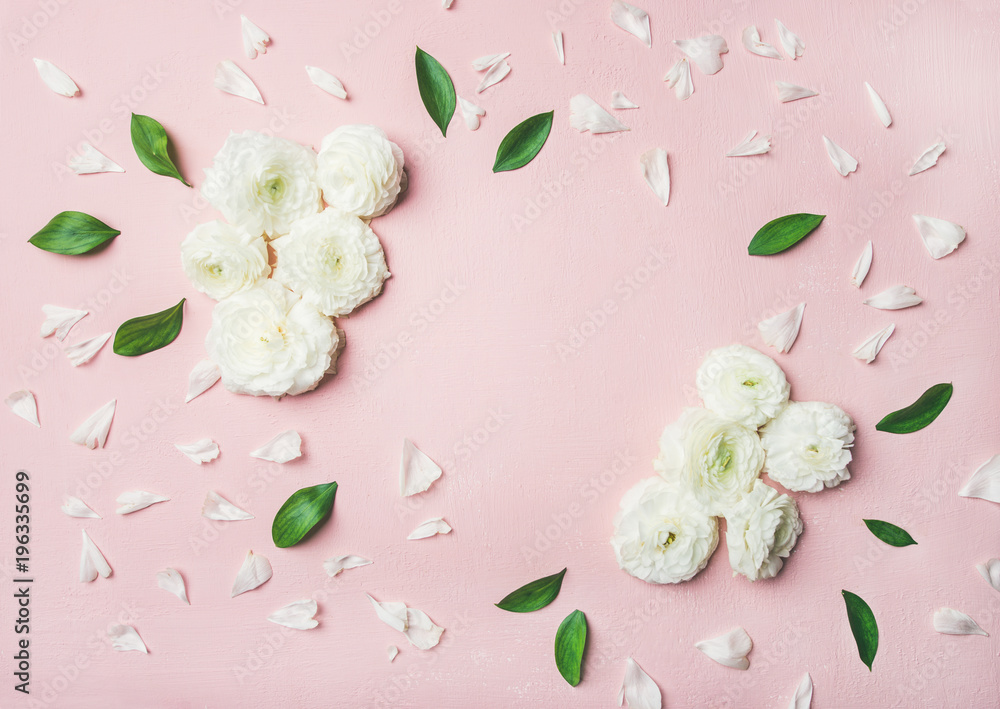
<box><xmin>875</xmin><ymin>383</ymin><xmax>953</xmax><ymax>434</ymax></box>
<box><xmin>747</xmin><ymin>213</ymin><xmax>826</xmax><ymax>255</ymax></box>
<box><xmin>272</xmin><ymin>482</ymin><xmax>338</xmax><ymax>548</ymax></box>
<box><xmin>28</xmin><ymin>211</ymin><xmax>120</xmax><ymax>255</ymax></box>
<box><xmin>842</xmin><ymin>590</ymin><xmax>878</xmax><ymax>671</ymax></box>
<box><xmin>496</xmin><ymin>568</ymin><xmax>566</xmax><ymax>612</ymax></box>
<box><xmin>554</xmin><ymin>609</ymin><xmax>587</xmax><ymax>687</ymax></box>
<box><xmin>493</xmin><ymin>111</ymin><xmax>554</xmax><ymax>173</ymax></box>
<box><xmin>130</xmin><ymin>112</ymin><xmax>189</xmax><ymax>186</ymax></box>
<box><xmin>113</xmin><ymin>299</ymin><xmax>185</xmax><ymax>356</ymax></box>
<box><xmin>863</xmin><ymin>519</ymin><xmax>917</xmax><ymax>547</ymax></box>
<box><xmin>415</xmin><ymin>47</ymin><xmax>456</xmax><ymax>137</ymax></box>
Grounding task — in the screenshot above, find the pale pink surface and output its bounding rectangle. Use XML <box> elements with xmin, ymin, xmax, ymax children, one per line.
<box><xmin>2</xmin><ymin>0</ymin><xmax>999</xmax><ymax>707</ymax></box>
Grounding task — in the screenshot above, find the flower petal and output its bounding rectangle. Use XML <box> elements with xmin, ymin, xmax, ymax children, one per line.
<box><xmin>458</xmin><ymin>96</ymin><xmax>486</xmax><ymax>131</ymax></box>
<box><xmin>387</xmin><ymin>645</ymin><xmax>399</xmax><ymax>662</ymax></box>
<box><xmin>611</xmin><ymin>91</ymin><xmax>639</xmax><ymax>109</ymax></box>
<box><xmin>864</xmin><ymin>285</ymin><xmax>922</xmax><ymax>310</ymax></box>
<box><xmin>156</xmin><ymin>568</ymin><xmax>189</xmax><ymax>604</ymax></box>
<box><xmin>726</xmin><ymin>130</ymin><xmax>771</xmax><ymax>157</ymax></box>
<box><xmin>70</xmin><ymin>400</ymin><xmax>116</xmax><ymax>449</ymax></box>
<box><xmin>231</xmin><ymin>550</ymin><xmax>273</xmax><ymax>597</ymax></box>
<box><xmin>115</xmin><ymin>491</ymin><xmax>169</xmax><ymax>515</ymax></box>
<box><xmin>250</xmin><ymin>430</ymin><xmax>302</xmax><ymax>464</ymax></box>
<box><xmin>175</xmin><ymin>438</ymin><xmax>221</xmax><ymax>464</ymax></box>
<box><xmin>62</xmin><ymin>496</ymin><xmax>100</xmax><ymax>518</ymax></box>
<box><xmin>214</xmin><ymin>60</ymin><xmax>264</xmax><ymax>104</ymax></box>
<box><xmin>407</xmin><ymin>517</ymin><xmax>452</xmax><ymax>540</ymax></box>
<box><xmin>775</xmin><ymin>81</ymin><xmax>818</xmax><ymax>103</ymax></box>
<box><xmin>864</xmin><ymin>82</ymin><xmax>891</xmax><ymax>127</ymax></box>
<box><xmin>476</xmin><ymin>59</ymin><xmax>510</xmax><ymax>93</ymax></box>
<box><xmin>617</xmin><ymin>657</ymin><xmax>662</xmax><ymax>709</ymax></box>
<box><xmin>788</xmin><ymin>672</ymin><xmax>813</xmax><ymax>709</ymax></box>
<box><xmin>909</xmin><ymin>142</ymin><xmax>946</xmax><ymax>176</ymax></box>
<box><xmin>664</xmin><ymin>58</ymin><xmax>693</xmax><ymax>100</ymax></box>
<box><xmin>367</xmin><ymin>594</ymin><xmax>408</xmax><ymax>632</ymax></box>
<box><xmin>639</xmin><ymin>148</ymin><xmax>670</xmax><ymax>206</ymax></box>
<box><xmin>611</xmin><ymin>1</ymin><xmax>651</xmax><ymax>48</ymax></box>
<box><xmin>64</xmin><ymin>332</ymin><xmax>111</xmax><ymax>366</ymax></box>
<box><xmin>202</xmin><ymin>491</ymin><xmax>253</xmax><ymax>521</ymax></box>
<box><xmin>976</xmin><ymin>558</ymin><xmax>1000</xmax><ymax>592</ymax></box>
<box><xmin>268</xmin><ymin>600</ymin><xmax>319</xmax><ymax>630</ymax></box>
<box><xmin>775</xmin><ymin>20</ymin><xmax>804</xmax><ymax>59</ymax></box>
<box><xmin>403</xmin><ymin>607</ymin><xmax>444</xmax><ymax>650</ymax></box>
<box><xmin>472</xmin><ymin>53</ymin><xmax>510</xmax><ymax>71</ymax></box>
<box><xmin>759</xmin><ymin>302</ymin><xmax>805</xmax><ymax>353</ymax></box>
<box><xmin>41</xmin><ymin>304</ymin><xmax>88</xmax><ymax>340</ymax></box>
<box><xmin>108</xmin><ymin>624</ymin><xmax>147</xmax><ymax>653</ymax></box>
<box><xmin>240</xmin><ymin>15</ymin><xmax>269</xmax><ymax>59</ymax></box>
<box><xmin>5</xmin><ymin>390</ymin><xmax>39</xmax><ymax>427</ymax></box>
<box><xmin>695</xmin><ymin>627</ymin><xmax>752</xmax><ymax>669</ymax></box>
<box><xmin>959</xmin><ymin>455</ymin><xmax>1000</xmax><ymax>504</ymax></box>
<box><xmin>305</xmin><ymin>66</ymin><xmax>347</xmax><ymax>99</ymax></box>
<box><xmin>852</xmin><ymin>324</ymin><xmax>895</xmax><ymax>364</ymax></box>
<box><xmin>742</xmin><ymin>26</ymin><xmax>782</xmax><ymax>59</ymax></box>
<box><xmin>570</xmin><ymin>94</ymin><xmax>629</xmax><ymax>134</ymax></box>
<box><xmin>323</xmin><ymin>554</ymin><xmax>373</xmax><ymax>577</ymax></box>
<box><xmin>69</xmin><ymin>143</ymin><xmax>125</xmax><ymax>175</ymax></box>
<box><xmin>822</xmin><ymin>136</ymin><xmax>858</xmax><ymax>176</ymax></box>
<box><xmin>933</xmin><ymin>608</ymin><xmax>989</xmax><ymax>636</ymax></box>
<box><xmin>185</xmin><ymin>359</ymin><xmax>221</xmax><ymax>403</ymax></box>
<box><xmin>673</xmin><ymin>35</ymin><xmax>728</xmax><ymax>74</ymax></box>
<box><xmin>553</xmin><ymin>31</ymin><xmax>565</xmax><ymax>65</ymax></box>
<box><xmin>912</xmin><ymin>214</ymin><xmax>965</xmax><ymax>259</ymax></box>
<box><xmin>33</xmin><ymin>58</ymin><xmax>79</xmax><ymax>97</ymax></box>
<box><xmin>80</xmin><ymin>530</ymin><xmax>112</xmax><ymax>582</ymax></box>
<box><xmin>850</xmin><ymin>241</ymin><xmax>873</xmax><ymax>288</ymax></box>
<box><xmin>400</xmin><ymin>439</ymin><xmax>443</xmax><ymax>496</ymax></box>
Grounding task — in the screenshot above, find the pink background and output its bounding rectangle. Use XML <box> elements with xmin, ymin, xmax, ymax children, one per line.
<box><xmin>2</xmin><ymin>0</ymin><xmax>999</xmax><ymax>707</ymax></box>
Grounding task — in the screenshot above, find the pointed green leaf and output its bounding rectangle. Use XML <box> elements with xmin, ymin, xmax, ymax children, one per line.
<box><xmin>28</xmin><ymin>211</ymin><xmax>120</xmax><ymax>255</ymax></box>
<box><xmin>496</xmin><ymin>568</ymin><xmax>566</xmax><ymax>612</ymax></box>
<box><xmin>842</xmin><ymin>590</ymin><xmax>878</xmax><ymax>671</ymax></box>
<box><xmin>863</xmin><ymin>519</ymin><xmax>917</xmax><ymax>547</ymax></box>
<box><xmin>554</xmin><ymin>609</ymin><xmax>587</xmax><ymax>686</ymax></box>
<box><xmin>876</xmin><ymin>383</ymin><xmax>952</xmax><ymax>433</ymax></box>
<box><xmin>272</xmin><ymin>482</ymin><xmax>338</xmax><ymax>548</ymax></box>
<box><xmin>113</xmin><ymin>299</ymin><xmax>185</xmax><ymax>356</ymax></box>
<box><xmin>415</xmin><ymin>47</ymin><xmax>456</xmax><ymax>137</ymax></box>
<box><xmin>130</xmin><ymin>112</ymin><xmax>190</xmax><ymax>186</ymax></box>
<box><xmin>747</xmin><ymin>213</ymin><xmax>826</xmax><ymax>255</ymax></box>
<box><xmin>493</xmin><ymin>111</ymin><xmax>554</xmax><ymax>173</ymax></box>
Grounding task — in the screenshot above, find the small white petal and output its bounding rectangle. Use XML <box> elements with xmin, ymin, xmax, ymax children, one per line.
<box><xmin>63</xmin><ymin>332</ymin><xmax>111</xmax><ymax>366</ymax></box>
<box><xmin>80</xmin><ymin>530</ymin><xmax>112</xmax><ymax>582</ymax></box>
<box><xmin>250</xmin><ymin>430</ymin><xmax>302</xmax><ymax>464</ymax></box>
<box><xmin>775</xmin><ymin>81</ymin><xmax>818</xmax><ymax>103</ymax></box>
<box><xmin>639</xmin><ymin>148</ymin><xmax>670</xmax><ymax>206</ymax></box>
<box><xmin>822</xmin><ymin>136</ymin><xmax>858</xmax><ymax>176</ymax></box>
<box><xmin>62</xmin><ymin>496</ymin><xmax>100</xmax><ymax>519</ymax></box>
<box><xmin>33</xmin><ymin>58</ymin><xmax>79</xmax><ymax>97</ymax></box>
<box><xmin>664</xmin><ymin>58</ymin><xmax>693</xmax><ymax>101</ymax></box>
<box><xmin>268</xmin><ymin>600</ymin><xmax>319</xmax><ymax>630</ymax></box>
<box><xmin>695</xmin><ymin>627</ymin><xmax>752</xmax><ymax>670</ymax></box>
<box><xmin>552</xmin><ymin>31</ymin><xmax>565</xmax><ymax>65</ymax></box>
<box><xmin>976</xmin><ymin>559</ymin><xmax>1000</xmax><ymax>592</ymax></box>
<box><xmin>367</xmin><ymin>594</ymin><xmax>408</xmax><ymax>632</ymax></box>
<box><xmin>443</xmin><ymin>0</ymin><xmax>454</xmax><ymax>8</ymax></box>
<box><xmin>387</xmin><ymin>645</ymin><xmax>399</xmax><ymax>662</ymax></box>
<box><xmin>472</xmin><ymin>53</ymin><xmax>510</xmax><ymax>71</ymax></box>
<box><xmin>115</xmin><ymin>491</ymin><xmax>169</xmax><ymax>515</ymax></box>
<box><xmin>240</xmin><ymin>15</ymin><xmax>270</xmax><ymax>59</ymax></box>
<box><xmin>673</xmin><ymin>35</ymin><xmax>729</xmax><ymax>75</ymax></box>
<box><xmin>611</xmin><ymin>91</ymin><xmax>639</xmax><ymax>109</ymax></box>
<box><xmin>852</xmin><ymin>324</ymin><xmax>895</xmax><ymax>364</ymax></box>
<box><xmin>175</xmin><ymin>438</ymin><xmax>221</xmax><ymax>464</ymax></box>
<box><xmin>611</xmin><ymin>1</ymin><xmax>651</xmax><ymax>48</ymax></box>
<box><xmin>933</xmin><ymin>608</ymin><xmax>989</xmax><ymax>636</ymax></box>
<box><xmin>959</xmin><ymin>455</ymin><xmax>1000</xmax><ymax>504</ymax></box>
<box><xmin>775</xmin><ymin>20</ymin><xmax>805</xmax><ymax>59</ymax></box>
<box><xmin>864</xmin><ymin>82</ymin><xmax>891</xmax><ymax>127</ymax></box>
<box><xmin>214</xmin><ymin>60</ymin><xmax>264</xmax><ymax>104</ymax></box>
<box><xmin>742</xmin><ymin>26</ymin><xmax>782</xmax><ymax>59</ymax></box>
<box><xmin>909</xmin><ymin>142</ymin><xmax>946</xmax><ymax>176</ymax></box>
<box><xmin>41</xmin><ymin>304</ymin><xmax>88</xmax><ymax>340</ymax></box>
<box><xmin>617</xmin><ymin>657</ymin><xmax>662</xmax><ymax>709</ymax></box>
<box><xmin>202</xmin><ymin>491</ymin><xmax>254</xmax><ymax>521</ymax></box>
<box><xmin>5</xmin><ymin>390</ymin><xmax>39</xmax><ymax>427</ymax></box>
<box><xmin>407</xmin><ymin>517</ymin><xmax>452</xmax><ymax>540</ymax></box>
<box><xmin>850</xmin><ymin>241</ymin><xmax>873</xmax><ymax>288</ymax></box>
<box><xmin>323</xmin><ymin>554</ymin><xmax>373</xmax><ymax>577</ymax></box>
<box><xmin>458</xmin><ymin>96</ymin><xmax>486</xmax><ymax>131</ymax></box>
<box><xmin>156</xmin><ymin>568</ymin><xmax>189</xmax><ymax>604</ymax></box>
<box><xmin>70</xmin><ymin>400</ymin><xmax>116</xmax><ymax>449</ymax></box>
<box><xmin>305</xmin><ymin>66</ymin><xmax>347</xmax><ymax>99</ymax></box>
<box><xmin>185</xmin><ymin>359</ymin><xmax>221</xmax><ymax>403</ymax></box>
<box><xmin>569</xmin><ymin>94</ymin><xmax>629</xmax><ymax>134</ymax></box>
<box><xmin>913</xmin><ymin>214</ymin><xmax>965</xmax><ymax>259</ymax></box>
<box><xmin>726</xmin><ymin>130</ymin><xmax>771</xmax><ymax>157</ymax></box>
<box><xmin>400</xmin><ymin>439</ymin><xmax>443</xmax><ymax>497</ymax></box>
<box><xmin>402</xmin><ymin>607</ymin><xmax>445</xmax><ymax>650</ymax></box>
<box><xmin>108</xmin><ymin>624</ymin><xmax>147</xmax><ymax>653</ymax></box>
<box><xmin>759</xmin><ymin>303</ymin><xmax>805</xmax><ymax>354</ymax></box>
<box><xmin>231</xmin><ymin>550</ymin><xmax>273</xmax><ymax>598</ymax></box>
<box><xmin>864</xmin><ymin>285</ymin><xmax>922</xmax><ymax>310</ymax></box>
<box><xmin>69</xmin><ymin>143</ymin><xmax>125</xmax><ymax>175</ymax></box>
<box><xmin>788</xmin><ymin>672</ymin><xmax>813</xmax><ymax>709</ymax></box>
<box><xmin>476</xmin><ymin>59</ymin><xmax>511</xmax><ymax>93</ymax></box>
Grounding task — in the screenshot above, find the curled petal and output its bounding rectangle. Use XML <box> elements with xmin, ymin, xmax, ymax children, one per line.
<box><xmin>250</xmin><ymin>430</ymin><xmax>302</xmax><ymax>464</ymax></box>
<box><xmin>175</xmin><ymin>438</ymin><xmax>220</xmax><ymax>464</ymax></box>
<box><xmin>231</xmin><ymin>550</ymin><xmax>272</xmax><ymax>598</ymax></box>
<box><xmin>850</xmin><ymin>241</ymin><xmax>872</xmax><ymax>288</ymax></box>
<box><xmin>864</xmin><ymin>285</ymin><xmax>921</xmax><ymax>310</ymax></box>
<box><xmin>976</xmin><ymin>558</ymin><xmax>1000</xmax><ymax>592</ymax></box>
<box><xmin>69</xmin><ymin>143</ymin><xmax>125</xmax><ymax>175</ymax></box>
<box><xmin>758</xmin><ymin>302</ymin><xmax>805</xmax><ymax>353</ymax></box>
<box><xmin>472</xmin><ymin>53</ymin><xmax>509</xmax><ymax>71</ymax></box>
<box><xmin>306</xmin><ymin>66</ymin><xmax>347</xmax><ymax>99</ymax></box>
<box><xmin>673</xmin><ymin>35</ymin><xmax>728</xmax><ymax>75</ymax></box>
<box><xmin>64</xmin><ymin>332</ymin><xmax>111</xmax><ymax>366</ymax></box>
<box><xmin>664</xmin><ymin>58</ymin><xmax>693</xmax><ymax>100</ymax></box>
<box><xmin>407</xmin><ymin>517</ymin><xmax>452</xmax><ymax>540</ymax></box>
<box><xmin>476</xmin><ymin>60</ymin><xmax>511</xmax><ymax>93</ymax></box>
<box><xmin>726</xmin><ymin>130</ymin><xmax>771</xmax><ymax>157</ymax></box>
<box><xmin>617</xmin><ymin>657</ymin><xmax>662</xmax><ymax>709</ymax></box>
<box><xmin>775</xmin><ymin>20</ymin><xmax>804</xmax><ymax>59</ymax></box>
<box><xmin>268</xmin><ymin>599</ymin><xmax>319</xmax><ymax>630</ymax></box>
<box><xmin>569</xmin><ymin>94</ymin><xmax>629</xmax><ymax>134</ymax></box>
<box><xmin>775</xmin><ymin>81</ymin><xmax>818</xmax><ymax>103</ymax></box>
<box><xmin>864</xmin><ymin>82</ymin><xmax>891</xmax><ymax>127</ymax></box>
<box><xmin>116</xmin><ymin>491</ymin><xmax>169</xmax><ymax>515</ymax></box>
<box><xmin>70</xmin><ymin>400</ymin><xmax>116</xmax><ymax>449</ymax></box>
<box><xmin>639</xmin><ymin>148</ymin><xmax>670</xmax><ymax>206</ymax></box>
<box><xmin>5</xmin><ymin>390</ymin><xmax>39</xmax><ymax>427</ymax></box>
<box><xmin>552</xmin><ymin>31</ymin><xmax>565</xmax><ymax>65</ymax></box>
<box><xmin>41</xmin><ymin>304</ymin><xmax>88</xmax><ymax>340</ymax></box>
<box><xmin>241</xmin><ymin>15</ymin><xmax>270</xmax><ymax>59</ymax></box>
<box><xmin>788</xmin><ymin>672</ymin><xmax>813</xmax><ymax>709</ymax></box>
<box><xmin>156</xmin><ymin>568</ymin><xmax>190</xmax><ymax>604</ymax></box>
<box><xmin>458</xmin><ymin>96</ymin><xmax>486</xmax><ymax>131</ymax></box>
<box><xmin>33</xmin><ymin>58</ymin><xmax>79</xmax><ymax>97</ymax></box>
<box><xmin>822</xmin><ymin>136</ymin><xmax>858</xmax><ymax>176</ymax></box>
<box><xmin>912</xmin><ymin>214</ymin><xmax>965</xmax><ymax>259</ymax></box>
<box><xmin>186</xmin><ymin>359</ymin><xmax>221</xmax><ymax>403</ymax></box>
<box><xmin>695</xmin><ymin>627</ymin><xmax>752</xmax><ymax>670</ymax></box>
<box><xmin>80</xmin><ymin>530</ymin><xmax>112</xmax><ymax>582</ymax></box>
<box><xmin>202</xmin><ymin>491</ymin><xmax>253</xmax><ymax>521</ymax></box>
<box><xmin>742</xmin><ymin>26</ymin><xmax>781</xmax><ymax>59</ymax></box>
<box><xmin>933</xmin><ymin>608</ymin><xmax>988</xmax><ymax>636</ymax></box>
<box><xmin>400</xmin><ymin>439</ymin><xmax>443</xmax><ymax>496</ymax></box>
<box><xmin>959</xmin><ymin>455</ymin><xmax>1000</xmax><ymax>504</ymax></box>
<box><xmin>611</xmin><ymin>91</ymin><xmax>639</xmax><ymax>109</ymax></box>
<box><xmin>108</xmin><ymin>624</ymin><xmax>147</xmax><ymax>653</ymax></box>
<box><xmin>852</xmin><ymin>324</ymin><xmax>895</xmax><ymax>364</ymax></box>
<box><xmin>323</xmin><ymin>554</ymin><xmax>373</xmax><ymax>577</ymax></box>
<box><xmin>62</xmin><ymin>496</ymin><xmax>100</xmax><ymax>518</ymax></box>
<box><xmin>611</xmin><ymin>1</ymin><xmax>651</xmax><ymax>48</ymax></box>
<box><xmin>909</xmin><ymin>142</ymin><xmax>946</xmax><ymax>176</ymax></box>
<box><xmin>214</xmin><ymin>60</ymin><xmax>264</xmax><ymax>104</ymax></box>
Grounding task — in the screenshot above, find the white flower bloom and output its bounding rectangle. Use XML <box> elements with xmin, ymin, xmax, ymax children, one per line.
<box><xmin>656</xmin><ymin>408</ymin><xmax>765</xmax><ymax>515</ymax></box>
<box><xmin>316</xmin><ymin>125</ymin><xmax>405</xmax><ymax>219</ymax></box>
<box><xmin>725</xmin><ymin>480</ymin><xmax>802</xmax><ymax>580</ymax></box>
<box><xmin>202</xmin><ymin>131</ymin><xmax>321</xmax><ymax>238</ymax></box>
<box><xmin>181</xmin><ymin>220</ymin><xmax>269</xmax><ymax>301</ymax></box>
<box><xmin>611</xmin><ymin>477</ymin><xmax>719</xmax><ymax>584</ymax></box>
<box><xmin>271</xmin><ymin>209</ymin><xmax>389</xmax><ymax>317</ymax></box>
<box><xmin>206</xmin><ymin>281</ymin><xmax>339</xmax><ymax>397</ymax></box>
<box><xmin>696</xmin><ymin>345</ymin><xmax>790</xmax><ymax>429</ymax></box>
<box><xmin>761</xmin><ymin>401</ymin><xmax>855</xmax><ymax>492</ymax></box>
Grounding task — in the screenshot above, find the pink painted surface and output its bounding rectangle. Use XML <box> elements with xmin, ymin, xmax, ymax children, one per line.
<box><xmin>2</xmin><ymin>0</ymin><xmax>999</xmax><ymax>707</ymax></box>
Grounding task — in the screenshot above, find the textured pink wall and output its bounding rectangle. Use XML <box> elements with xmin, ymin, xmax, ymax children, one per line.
<box><xmin>2</xmin><ymin>1</ymin><xmax>999</xmax><ymax>707</ymax></box>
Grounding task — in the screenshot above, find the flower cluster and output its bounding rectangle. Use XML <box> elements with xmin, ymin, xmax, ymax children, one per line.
<box><xmin>611</xmin><ymin>345</ymin><xmax>855</xmax><ymax>583</ymax></box>
<box><xmin>181</xmin><ymin>125</ymin><xmax>404</xmax><ymax>397</ymax></box>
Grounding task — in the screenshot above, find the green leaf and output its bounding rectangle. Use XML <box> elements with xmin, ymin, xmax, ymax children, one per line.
<box><xmin>113</xmin><ymin>299</ymin><xmax>185</xmax><ymax>356</ymax></box>
<box><xmin>747</xmin><ymin>213</ymin><xmax>826</xmax><ymax>255</ymax></box>
<box><xmin>28</xmin><ymin>211</ymin><xmax>120</xmax><ymax>255</ymax></box>
<box><xmin>554</xmin><ymin>609</ymin><xmax>587</xmax><ymax>687</ymax></box>
<box><xmin>493</xmin><ymin>111</ymin><xmax>554</xmax><ymax>173</ymax></box>
<box><xmin>130</xmin><ymin>113</ymin><xmax>190</xmax><ymax>186</ymax></box>
<box><xmin>415</xmin><ymin>47</ymin><xmax>456</xmax><ymax>137</ymax></box>
<box><xmin>272</xmin><ymin>482</ymin><xmax>338</xmax><ymax>548</ymax></box>
<box><xmin>876</xmin><ymin>383</ymin><xmax>953</xmax><ymax>434</ymax></box>
<box><xmin>842</xmin><ymin>590</ymin><xmax>878</xmax><ymax>671</ymax></box>
<box><xmin>863</xmin><ymin>519</ymin><xmax>917</xmax><ymax>547</ymax></box>
<box><xmin>496</xmin><ymin>568</ymin><xmax>567</xmax><ymax>612</ymax></box>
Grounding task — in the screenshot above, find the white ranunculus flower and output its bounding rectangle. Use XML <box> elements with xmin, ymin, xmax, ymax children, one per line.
<box><xmin>181</xmin><ymin>220</ymin><xmax>269</xmax><ymax>301</ymax></box>
<box><xmin>655</xmin><ymin>408</ymin><xmax>765</xmax><ymax>516</ymax></box>
<box><xmin>206</xmin><ymin>281</ymin><xmax>339</xmax><ymax>397</ymax></box>
<box><xmin>760</xmin><ymin>401</ymin><xmax>855</xmax><ymax>492</ymax></box>
<box><xmin>271</xmin><ymin>208</ymin><xmax>389</xmax><ymax>317</ymax></box>
<box><xmin>201</xmin><ymin>131</ymin><xmax>321</xmax><ymax>238</ymax></box>
<box><xmin>611</xmin><ymin>477</ymin><xmax>719</xmax><ymax>584</ymax></box>
<box><xmin>316</xmin><ymin>124</ymin><xmax>405</xmax><ymax>219</ymax></box>
<box><xmin>725</xmin><ymin>480</ymin><xmax>802</xmax><ymax>581</ymax></box>
<box><xmin>696</xmin><ymin>344</ymin><xmax>790</xmax><ymax>429</ymax></box>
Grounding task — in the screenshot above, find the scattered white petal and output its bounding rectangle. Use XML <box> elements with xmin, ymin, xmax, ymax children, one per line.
<box><xmin>115</xmin><ymin>491</ymin><xmax>169</xmax><ymax>515</ymax></box>
<box><xmin>70</xmin><ymin>400</ymin><xmax>116</xmax><ymax>449</ymax></box>
<box><xmin>407</xmin><ymin>517</ymin><xmax>452</xmax><ymax>540</ymax></box>
<box><xmin>664</xmin><ymin>58</ymin><xmax>693</xmax><ymax>101</ymax></box>
<box><xmin>864</xmin><ymin>82</ymin><xmax>891</xmax><ymax>127</ymax></box>
<box><xmin>569</xmin><ymin>94</ymin><xmax>629</xmax><ymax>134</ymax></box>
<box><xmin>933</xmin><ymin>608</ymin><xmax>988</xmax><ymax>636</ymax></box>
<box><xmin>864</xmin><ymin>285</ymin><xmax>922</xmax><ymax>310</ymax></box>
<box><xmin>250</xmin><ymin>430</ymin><xmax>302</xmax><ymax>464</ymax></box>
<box><xmin>108</xmin><ymin>625</ymin><xmax>147</xmax><ymax>653</ymax></box>
<box><xmin>850</xmin><ymin>241</ymin><xmax>873</xmax><ymax>288</ymax></box>
<box><xmin>33</xmin><ymin>58</ymin><xmax>79</xmax><ymax>97</ymax></box>
<box><xmin>617</xmin><ymin>657</ymin><xmax>662</xmax><ymax>709</ymax></box>
<box><xmin>726</xmin><ymin>130</ymin><xmax>771</xmax><ymax>157</ymax></box>
<box><xmin>822</xmin><ymin>136</ymin><xmax>858</xmax><ymax>176</ymax></box>
<box><xmin>214</xmin><ymin>60</ymin><xmax>264</xmax><ymax>104</ymax></box>
<box><xmin>611</xmin><ymin>91</ymin><xmax>639</xmax><ymax>109</ymax></box>
<box><xmin>80</xmin><ymin>530</ymin><xmax>112</xmax><ymax>582</ymax></box>
<box><xmin>788</xmin><ymin>672</ymin><xmax>813</xmax><ymax>709</ymax></box>
<box><xmin>852</xmin><ymin>324</ymin><xmax>895</xmax><ymax>364</ymax></box>
<box><xmin>775</xmin><ymin>20</ymin><xmax>805</xmax><ymax>59</ymax></box>
<box><xmin>62</xmin><ymin>496</ymin><xmax>100</xmax><ymax>519</ymax></box>
<box><xmin>387</xmin><ymin>645</ymin><xmax>399</xmax><ymax>662</ymax></box>
<box><xmin>610</xmin><ymin>1</ymin><xmax>651</xmax><ymax>48</ymax></box>
<box><xmin>458</xmin><ymin>96</ymin><xmax>486</xmax><ymax>131</ymax></box>
<box><xmin>175</xmin><ymin>438</ymin><xmax>221</xmax><ymax>464</ymax></box>
<box><xmin>5</xmin><ymin>390</ymin><xmax>39</xmax><ymax>427</ymax></box>
<box><xmin>366</xmin><ymin>595</ymin><xmax>444</xmax><ymax>650</ymax></box>
<box><xmin>69</xmin><ymin>143</ymin><xmax>124</xmax><ymax>175</ymax></box>
<box><xmin>913</xmin><ymin>214</ymin><xmax>965</xmax><ymax>259</ymax></box>
<box><xmin>443</xmin><ymin>0</ymin><xmax>454</xmax><ymax>8</ymax></box>
<box><xmin>41</xmin><ymin>304</ymin><xmax>88</xmax><ymax>340</ymax></box>
<box><xmin>202</xmin><ymin>491</ymin><xmax>253</xmax><ymax>521</ymax></box>
<box><xmin>472</xmin><ymin>53</ymin><xmax>510</xmax><ymax>71</ymax></box>
<box><xmin>231</xmin><ymin>550</ymin><xmax>273</xmax><ymax>598</ymax></box>
<box><xmin>64</xmin><ymin>332</ymin><xmax>111</xmax><ymax>366</ymax></box>
<box><xmin>909</xmin><ymin>142</ymin><xmax>946</xmax><ymax>176</ymax></box>
<box><xmin>742</xmin><ymin>26</ymin><xmax>782</xmax><ymax>59</ymax></box>
<box><xmin>476</xmin><ymin>60</ymin><xmax>510</xmax><ymax>93</ymax></box>
<box><xmin>367</xmin><ymin>594</ymin><xmax>408</xmax><ymax>632</ymax></box>
<box><xmin>186</xmin><ymin>359</ymin><xmax>221</xmax><ymax>403</ymax></box>
<box><xmin>639</xmin><ymin>148</ymin><xmax>670</xmax><ymax>206</ymax></box>
<box><xmin>775</xmin><ymin>81</ymin><xmax>818</xmax><ymax>103</ymax></box>
<box><xmin>156</xmin><ymin>568</ymin><xmax>189</xmax><ymax>604</ymax></box>
<box><xmin>400</xmin><ymin>439</ymin><xmax>443</xmax><ymax>497</ymax></box>
<box><xmin>759</xmin><ymin>302</ymin><xmax>805</xmax><ymax>353</ymax></box>
<box><xmin>673</xmin><ymin>35</ymin><xmax>728</xmax><ymax>75</ymax></box>
<box><xmin>305</xmin><ymin>66</ymin><xmax>347</xmax><ymax>99</ymax></box>
<box><xmin>959</xmin><ymin>455</ymin><xmax>1000</xmax><ymax>504</ymax></box>
<box><xmin>268</xmin><ymin>600</ymin><xmax>319</xmax><ymax>630</ymax></box>
<box><xmin>323</xmin><ymin>554</ymin><xmax>373</xmax><ymax>577</ymax></box>
<box><xmin>552</xmin><ymin>31</ymin><xmax>565</xmax><ymax>65</ymax></box>
<box><xmin>695</xmin><ymin>627</ymin><xmax>752</xmax><ymax>670</ymax></box>
<box><xmin>241</xmin><ymin>15</ymin><xmax>269</xmax><ymax>59</ymax></box>
<box><xmin>976</xmin><ymin>559</ymin><xmax>1000</xmax><ymax>592</ymax></box>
